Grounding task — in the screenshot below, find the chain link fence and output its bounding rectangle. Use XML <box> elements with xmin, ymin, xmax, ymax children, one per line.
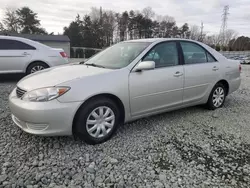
<box><xmin>70</xmin><ymin>47</ymin><xmax>102</xmax><ymax>59</ymax></box>
<box><xmin>220</xmin><ymin>51</ymin><xmax>250</xmax><ymax>59</ymax></box>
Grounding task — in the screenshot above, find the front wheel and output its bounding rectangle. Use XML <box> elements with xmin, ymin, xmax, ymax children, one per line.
<box><xmin>73</xmin><ymin>97</ymin><xmax>121</xmax><ymax>144</ymax></box>
<box><xmin>206</xmin><ymin>83</ymin><xmax>226</xmax><ymax>110</ymax></box>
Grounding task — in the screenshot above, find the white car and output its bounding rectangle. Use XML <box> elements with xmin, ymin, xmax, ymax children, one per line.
<box><xmin>0</xmin><ymin>36</ymin><xmax>69</xmax><ymax>74</ymax></box>
<box><xmin>9</xmin><ymin>38</ymin><xmax>241</xmax><ymax>144</ymax></box>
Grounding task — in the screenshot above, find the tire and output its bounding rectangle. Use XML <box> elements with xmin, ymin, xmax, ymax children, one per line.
<box><xmin>26</xmin><ymin>62</ymin><xmax>49</xmax><ymax>75</ymax></box>
<box><xmin>206</xmin><ymin>83</ymin><xmax>226</xmax><ymax>110</ymax></box>
<box><xmin>73</xmin><ymin>97</ymin><xmax>121</xmax><ymax>145</ymax></box>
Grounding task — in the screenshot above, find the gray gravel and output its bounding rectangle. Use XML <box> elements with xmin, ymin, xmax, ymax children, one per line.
<box><xmin>1</xmin><ymin>66</ymin><xmax>250</xmax><ymax>188</ymax></box>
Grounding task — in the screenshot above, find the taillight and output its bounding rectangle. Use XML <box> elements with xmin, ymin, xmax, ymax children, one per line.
<box><xmin>239</xmin><ymin>64</ymin><xmax>242</xmax><ymax>72</ymax></box>
<box><xmin>60</xmin><ymin>52</ymin><xmax>67</xmax><ymax>58</ymax></box>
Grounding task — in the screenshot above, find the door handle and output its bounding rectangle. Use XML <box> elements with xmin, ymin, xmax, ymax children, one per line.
<box><xmin>174</xmin><ymin>71</ymin><xmax>183</xmax><ymax>77</ymax></box>
<box><xmin>212</xmin><ymin>66</ymin><xmax>219</xmax><ymax>71</ymax></box>
<box><xmin>22</xmin><ymin>52</ymin><xmax>30</xmax><ymax>56</ymax></box>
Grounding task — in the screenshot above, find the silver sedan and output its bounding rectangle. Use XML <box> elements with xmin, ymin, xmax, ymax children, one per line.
<box><xmin>9</xmin><ymin>38</ymin><xmax>241</xmax><ymax>144</ymax></box>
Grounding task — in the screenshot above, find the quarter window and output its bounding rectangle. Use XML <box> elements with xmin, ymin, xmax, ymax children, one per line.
<box><xmin>143</xmin><ymin>42</ymin><xmax>179</xmax><ymax>68</ymax></box>
<box><xmin>180</xmin><ymin>42</ymin><xmax>216</xmax><ymax>64</ymax></box>
<box><xmin>207</xmin><ymin>52</ymin><xmax>216</xmax><ymax>62</ymax></box>
<box><xmin>0</xmin><ymin>39</ymin><xmax>36</xmax><ymax>50</ymax></box>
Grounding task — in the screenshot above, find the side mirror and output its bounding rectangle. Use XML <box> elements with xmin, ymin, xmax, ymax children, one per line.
<box><xmin>134</xmin><ymin>61</ymin><xmax>155</xmax><ymax>72</ymax></box>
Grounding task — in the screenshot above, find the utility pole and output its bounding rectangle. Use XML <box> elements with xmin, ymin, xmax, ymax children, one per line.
<box><xmin>199</xmin><ymin>21</ymin><xmax>204</xmax><ymax>42</ymax></box>
<box><xmin>99</xmin><ymin>6</ymin><xmax>103</xmax><ymax>47</ymax></box>
<box><xmin>220</xmin><ymin>5</ymin><xmax>229</xmax><ymax>46</ymax></box>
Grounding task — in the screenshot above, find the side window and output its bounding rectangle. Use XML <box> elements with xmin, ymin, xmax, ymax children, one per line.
<box><xmin>180</xmin><ymin>42</ymin><xmax>215</xmax><ymax>64</ymax></box>
<box><xmin>207</xmin><ymin>52</ymin><xmax>216</xmax><ymax>62</ymax></box>
<box><xmin>143</xmin><ymin>42</ymin><xmax>179</xmax><ymax>68</ymax></box>
<box><xmin>0</xmin><ymin>39</ymin><xmax>8</xmax><ymax>50</ymax></box>
<box><xmin>0</xmin><ymin>39</ymin><xmax>36</xmax><ymax>50</ymax></box>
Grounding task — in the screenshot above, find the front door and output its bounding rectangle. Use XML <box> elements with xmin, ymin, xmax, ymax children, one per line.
<box><xmin>129</xmin><ymin>41</ymin><xmax>184</xmax><ymax>116</ymax></box>
<box><xmin>0</xmin><ymin>39</ymin><xmax>34</xmax><ymax>73</ymax></box>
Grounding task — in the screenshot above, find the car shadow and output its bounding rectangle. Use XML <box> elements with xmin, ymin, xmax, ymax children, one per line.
<box><xmin>0</xmin><ymin>73</ymin><xmax>25</xmax><ymax>83</ymax></box>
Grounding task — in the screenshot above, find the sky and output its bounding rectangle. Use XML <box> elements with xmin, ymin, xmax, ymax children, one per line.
<box><xmin>0</xmin><ymin>0</ymin><xmax>249</xmax><ymax>36</ymax></box>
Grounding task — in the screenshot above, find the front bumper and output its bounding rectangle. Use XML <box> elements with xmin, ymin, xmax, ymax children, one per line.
<box><xmin>9</xmin><ymin>88</ymin><xmax>82</xmax><ymax>136</ymax></box>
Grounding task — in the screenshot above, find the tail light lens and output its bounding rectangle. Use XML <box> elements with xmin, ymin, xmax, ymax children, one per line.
<box><xmin>60</xmin><ymin>52</ymin><xmax>67</xmax><ymax>58</ymax></box>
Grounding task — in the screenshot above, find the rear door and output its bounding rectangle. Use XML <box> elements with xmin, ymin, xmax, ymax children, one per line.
<box><xmin>0</xmin><ymin>39</ymin><xmax>35</xmax><ymax>73</ymax></box>
<box><xmin>179</xmin><ymin>41</ymin><xmax>220</xmax><ymax>104</ymax></box>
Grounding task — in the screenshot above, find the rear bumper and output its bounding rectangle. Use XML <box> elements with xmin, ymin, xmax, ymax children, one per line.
<box><xmin>229</xmin><ymin>77</ymin><xmax>241</xmax><ymax>94</ymax></box>
<box><xmin>9</xmin><ymin>88</ymin><xmax>81</xmax><ymax>136</ymax></box>
<box><xmin>49</xmin><ymin>57</ymin><xmax>69</xmax><ymax>67</ymax></box>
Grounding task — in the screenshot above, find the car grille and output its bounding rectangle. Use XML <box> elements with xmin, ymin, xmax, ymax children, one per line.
<box><xmin>16</xmin><ymin>87</ymin><xmax>26</xmax><ymax>98</ymax></box>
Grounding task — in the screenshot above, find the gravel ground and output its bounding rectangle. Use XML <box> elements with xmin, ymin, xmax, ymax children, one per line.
<box><xmin>1</xmin><ymin>66</ymin><xmax>250</xmax><ymax>188</ymax></box>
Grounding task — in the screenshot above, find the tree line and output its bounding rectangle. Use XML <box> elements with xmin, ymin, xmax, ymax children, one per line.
<box><xmin>0</xmin><ymin>7</ymin><xmax>48</xmax><ymax>34</ymax></box>
<box><xmin>63</xmin><ymin>7</ymin><xmax>194</xmax><ymax>49</ymax></box>
<box><xmin>63</xmin><ymin>7</ymin><xmax>246</xmax><ymax>52</ymax></box>
<box><xmin>1</xmin><ymin>6</ymin><xmax>249</xmax><ymax>52</ymax></box>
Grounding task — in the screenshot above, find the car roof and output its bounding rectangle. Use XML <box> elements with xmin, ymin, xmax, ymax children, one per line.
<box><xmin>0</xmin><ymin>35</ymin><xmax>32</xmax><ymax>41</ymax></box>
<box><xmin>4</xmin><ymin>33</ymin><xmax>70</xmax><ymax>42</ymax></box>
<box><xmin>0</xmin><ymin>35</ymin><xmax>50</xmax><ymax>49</ymax></box>
<box><xmin>123</xmin><ymin>38</ymin><xmax>199</xmax><ymax>43</ymax></box>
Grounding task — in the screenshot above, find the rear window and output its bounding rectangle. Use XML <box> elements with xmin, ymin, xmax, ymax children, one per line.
<box><xmin>180</xmin><ymin>42</ymin><xmax>217</xmax><ymax>64</ymax></box>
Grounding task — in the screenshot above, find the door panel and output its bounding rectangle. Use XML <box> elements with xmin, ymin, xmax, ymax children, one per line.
<box><xmin>129</xmin><ymin>41</ymin><xmax>185</xmax><ymax>116</ymax></box>
<box><xmin>180</xmin><ymin>41</ymin><xmax>220</xmax><ymax>104</ymax></box>
<box><xmin>129</xmin><ymin>66</ymin><xmax>184</xmax><ymax>116</ymax></box>
<box><xmin>0</xmin><ymin>50</ymin><xmax>33</xmax><ymax>73</ymax></box>
<box><xmin>0</xmin><ymin>39</ymin><xmax>35</xmax><ymax>73</ymax></box>
<box><xmin>183</xmin><ymin>62</ymin><xmax>220</xmax><ymax>103</ymax></box>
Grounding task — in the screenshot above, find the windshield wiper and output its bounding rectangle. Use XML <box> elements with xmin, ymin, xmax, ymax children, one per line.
<box><xmin>85</xmin><ymin>63</ymin><xmax>106</xmax><ymax>68</ymax></box>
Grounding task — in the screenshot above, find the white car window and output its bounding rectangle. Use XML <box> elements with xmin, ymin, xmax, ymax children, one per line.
<box><xmin>85</xmin><ymin>42</ymin><xmax>151</xmax><ymax>69</ymax></box>
<box><xmin>143</xmin><ymin>42</ymin><xmax>179</xmax><ymax>68</ymax></box>
<box><xmin>180</xmin><ymin>42</ymin><xmax>216</xmax><ymax>64</ymax></box>
<box><xmin>0</xmin><ymin>39</ymin><xmax>36</xmax><ymax>50</ymax></box>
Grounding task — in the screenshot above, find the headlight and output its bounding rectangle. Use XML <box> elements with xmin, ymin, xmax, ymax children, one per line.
<box><xmin>22</xmin><ymin>87</ymin><xmax>70</xmax><ymax>102</ymax></box>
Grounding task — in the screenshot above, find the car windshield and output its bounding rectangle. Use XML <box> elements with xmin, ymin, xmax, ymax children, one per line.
<box><xmin>85</xmin><ymin>42</ymin><xmax>151</xmax><ymax>69</ymax></box>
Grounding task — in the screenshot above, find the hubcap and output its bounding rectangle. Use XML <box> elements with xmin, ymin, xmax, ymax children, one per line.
<box><xmin>212</xmin><ymin>87</ymin><xmax>225</xmax><ymax>107</ymax></box>
<box><xmin>86</xmin><ymin>106</ymin><xmax>115</xmax><ymax>138</ymax></box>
<box><xmin>31</xmin><ymin>66</ymin><xmax>44</xmax><ymax>73</ymax></box>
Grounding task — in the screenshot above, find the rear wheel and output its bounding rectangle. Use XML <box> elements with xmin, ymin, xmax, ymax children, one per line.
<box><xmin>206</xmin><ymin>83</ymin><xmax>226</xmax><ymax>110</ymax></box>
<box><xmin>26</xmin><ymin>62</ymin><xmax>49</xmax><ymax>75</ymax></box>
<box><xmin>73</xmin><ymin>97</ymin><xmax>121</xmax><ymax>145</ymax></box>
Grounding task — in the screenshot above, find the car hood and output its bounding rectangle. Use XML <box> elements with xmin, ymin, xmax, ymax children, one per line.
<box><xmin>17</xmin><ymin>64</ymin><xmax>113</xmax><ymax>91</ymax></box>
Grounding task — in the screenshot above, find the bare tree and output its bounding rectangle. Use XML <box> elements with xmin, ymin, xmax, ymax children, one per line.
<box><xmin>203</xmin><ymin>36</ymin><xmax>214</xmax><ymax>46</ymax></box>
<box><xmin>156</xmin><ymin>15</ymin><xmax>175</xmax><ymax>23</ymax></box>
<box><xmin>155</xmin><ymin>15</ymin><xmax>176</xmax><ymax>38</ymax></box>
<box><xmin>102</xmin><ymin>10</ymin><xmax>116</xmax><ymax>45</ymax></box>
<box><xmin>0</xmin><ymin>21</ymin><xmax>5</xmax><ymax>31</ymax></box>
<box><xmin>189</xmin><ymin>25</ymin><xmax>200</xmax><ymax>40</ymax></box>
<box><xmin>224</xmin><ymin>29</ymin><xmax>238</xmax><ymax>46</ymax></box>
<box><xmin>142</xmin><ymin>7</ymin><xmax>155</xmax><ymax>19</ymax></box>
<box><xmin>204</xmin><ymin>34</ymin><xmax>220</xmax><ymax>45</ymax></box>
<box><xmin>3</xmin><ymin>8</ymin><xmax>20</xmax><ymax>32</ymax></box>
<box><xmin>89</xmin><ymin>7</ymin><xmax>101</xmax><ymax>21</ymax></box>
